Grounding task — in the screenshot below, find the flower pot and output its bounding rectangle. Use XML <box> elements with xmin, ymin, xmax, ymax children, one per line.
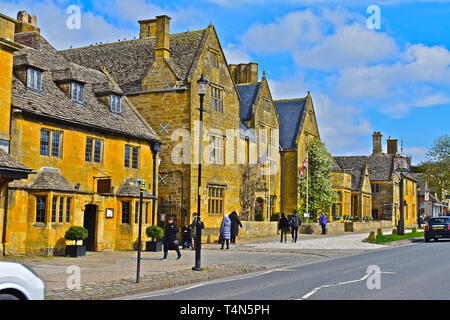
<box><xmin>146</xmin><ymin>241</ymin><xmax>163</xmax><ymax>252</ymax></box>
<box><xmin>66</xmin><ymin>245</ymin><xmax>86</xmax><ymax>258</ymax></box>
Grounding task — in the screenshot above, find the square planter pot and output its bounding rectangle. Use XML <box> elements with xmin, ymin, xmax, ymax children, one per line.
<box><xmin>146</xmin><ymin>241</ymin><xmax>163</xmax><ymax>252</ymax></box>
<box><xmin>66</xmin><ymin>245</ymin><xmax>86</xmax><ymax>258</ymax></box>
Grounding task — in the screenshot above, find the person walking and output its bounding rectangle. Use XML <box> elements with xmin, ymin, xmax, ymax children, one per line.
<box><xmin>189</xmin><ymin>212</ymin><xmax>204</xmax><ymax>251</ymax></box>
<box><xmin>219</xmin><ymin>213</ymin><xmax>232</xmax><ymax>250</ymax></box>
<box><xmin>162</xmin><ymin>216</ymin><xmax>182</xmax><ymax>260</ymax></box>
<box><xmin>279</xmin><ymin>213</ymin><xmax>290</xmax><ymax>243</ymax></box>
<box><xmin>229</xmin><ymin>211</ymin><xmax>243</xmax><ymax>245</ymax></box>
<box><xmin>319</xmin><ymin>213</ymin><xmax>327</xmax><ymax>235</ymax></box>
<box><xmin>290</xmin><ymin>210</ymin><xmax>301</xmax><ymax>243</ymax></box>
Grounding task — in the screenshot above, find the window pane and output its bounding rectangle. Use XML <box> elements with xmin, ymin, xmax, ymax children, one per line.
<box><xmin>85</xmin><ymin>138</ymin><xmax>93</xmax><ymax>162</ymax></box>
<box><xmin>59</xmin><ymin>198</ymin><xmax>64</xmax><ymax>223</ymax></box>
<box><xmin>132</xmin><ymin>147</ymin><xmax>139</xmax><ymax>169</ymax></box>
<box><xmin>36</xmin><ymin>197</ymin><xmax>46</xmax><ymax>223</ymax></box>
<box><xmin>145</xmin><ymin>203</ymin><xmax>149</xmax><ymax>224</ymax></box>
<box><xmin>40</xmin><ymin>130</ymin><xmax>50</xmax><ymax>156</ymax></box>
<box><xmin>94</xmin><ymin>140</ymin><xmax>102</xmax><ymax>163</ymax></box>
<box><xmin>122</xmin><ymin>202</ymin><xmax>130</xmax><ymax>224</ymax></box>
<box><xmin>51</xmin><ymin>132</ymin><xmax>61</xmax><ymax>157</ymax></box>
<box><xmin>135</xmin><ymin>202</ymin><xmax>139</xmax><ymax>224</ymax></box>
<box><xmin>66</xmin><ymin>198</ymin><xmax>71</xmax><ymax>223</ymax></box>
<box><xmin>124</xmin><ymin>145</ymin><xmax>131</xmax><ymax>168</ymax></box>
<box><xmin>52</xmin><ymin>197</ymin><xmax>57</xmax><ymax>222</ymax></box>
<box><xmin>36</xmin><ymin>71</ymin><xmax>42</xmax><ymax>90</ymax></box>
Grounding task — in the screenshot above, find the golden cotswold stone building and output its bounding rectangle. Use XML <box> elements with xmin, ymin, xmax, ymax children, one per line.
<box><xmin>274</xmin><ymin>93</ymin><xmax>321</xmax><ymax>216</ymax></box>
<box><xmin>1</xmin><ymin>12</ymin><xmax>161</xmax><ymax>256</ymax></box>
<box><xmin>331</xmin><ymin>132</ymin><xmax>418</xmax><ymax>227</ymax></box>
<box><xmin>62</xmin><ymin>16</ymin><xmax>243</xmax><ymax>241</ymax></box>
<box><xmin>233</xmin><ymin>65</ymin><xmax>281</xmax><ymax>220</ymax></box>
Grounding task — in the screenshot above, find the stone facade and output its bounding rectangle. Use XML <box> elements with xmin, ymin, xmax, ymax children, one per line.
<box><xmin>0</xmin><ymin>11</ymin><xmax>161</xmax><ymax>256</ymax></box>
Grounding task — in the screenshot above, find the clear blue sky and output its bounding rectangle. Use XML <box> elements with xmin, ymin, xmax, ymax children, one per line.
<box><xmin>2</xmin><ymin>0</ymin><xmax>449</xmax><ymax>164</ymax></box>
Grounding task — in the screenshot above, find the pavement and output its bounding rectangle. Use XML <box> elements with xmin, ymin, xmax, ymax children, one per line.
<box><xmin>0</xmin><ymin>229</ymin><xmax>414</xmax><ymax>300</ymax></box>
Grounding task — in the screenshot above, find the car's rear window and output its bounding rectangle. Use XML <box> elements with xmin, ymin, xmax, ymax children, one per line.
<box><xmin>429</xmin><ymin>218</ymin><xmax>450</xmax><ymax>224</ymax></box>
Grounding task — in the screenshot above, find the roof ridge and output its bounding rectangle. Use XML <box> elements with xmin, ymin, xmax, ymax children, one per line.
<box><xmin>274</xmin><ymin>97</ymin><xmax>307</xmax><ymax>102</ymax></box>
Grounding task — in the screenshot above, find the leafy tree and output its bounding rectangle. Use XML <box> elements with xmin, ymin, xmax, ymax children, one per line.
<box><xmin>240</xmin><ymin>164</ymin><xmax>266</xmax><ymax>221</ymax></box>
<box><xmin>417</xmin><ymin>134</ymin><xmax>450</xmax><ymax>197</ymax></box>
<box><xmin>297</xmin><ymin>138</ymin><xmax>336</xmax><ymax>221</ymax></box>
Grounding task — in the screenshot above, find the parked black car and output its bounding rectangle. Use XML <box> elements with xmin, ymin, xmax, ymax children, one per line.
<box><xmin>425</xmin><ymin>217</ymin><xmax>450</xmax><ymax>242</ymax></box>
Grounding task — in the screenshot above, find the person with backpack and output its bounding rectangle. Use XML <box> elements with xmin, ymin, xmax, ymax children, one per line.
<box><xmin>290</xmin><ymin>210</ymin><xmax>301</xmax><ymax>243</ymax></box>
<box><xmin>278</xmin><ymin>213</ymin><xmax>290</xmax><ymax>243</ymax></box>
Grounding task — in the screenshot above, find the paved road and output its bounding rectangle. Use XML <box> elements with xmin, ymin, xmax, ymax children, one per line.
<box><xmin>126</xmin><ymin>239</ymin><xmax>450</xmax><ymax>300</ymax></box>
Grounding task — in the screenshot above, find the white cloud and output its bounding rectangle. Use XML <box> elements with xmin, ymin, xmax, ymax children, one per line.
<box><xmin>223</xmin><ymin>44</ymin><xmax>252</xmax><ymax>64</ymax></box>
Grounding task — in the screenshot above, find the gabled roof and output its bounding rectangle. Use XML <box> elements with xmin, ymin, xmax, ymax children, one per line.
<box><xmin>333</xmin><ymin>157</ymin><xmax>369</xmax><ymax>191</ymax></box>
<box><xmin>333</xmin><ymin>154</ymin><xmax>396</xmax><ymax>182</ymax></box>
<box><xmin>11</xmin><ymin>35</ymin><xmax>159</xmax><ymax>143</ymax></box>
<box><xmin>274</xmin><ymin>98</ymin><xmax>307</xmax><ymax>150</ymax></box>
<box><xmin>116</xmin><ymin>177</ymin><xmax>153</xmax><ymax>199</ymax></box>
<box><xmin>237</xmin><ymin>83</ymin><xmax>260</xmax><ymax>121</ymax></box>
<box><xmin>26</xmin><ymin>167</ymin><xmax>74</xmax><ymax>192</ymax></box>
<box><xmin>61</xmin><ymin>29</ymin><xmax>207</xmax><ymax>94</ymax></box>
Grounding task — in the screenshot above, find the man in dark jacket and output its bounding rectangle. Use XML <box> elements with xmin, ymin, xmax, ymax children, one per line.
<box><xmin>229</xmin><ymin>211</ymin><xmax>243</xmax><ymax>245</ymax></box>
<box><xmin>278</xmin><ymin>213</ymin><xmax>290</xmax><ymax>243</ymax></box>
<box><xmin>290</xmin><ymin>210</ymin><xmax>301</xmax><ymax>243</ymax></box>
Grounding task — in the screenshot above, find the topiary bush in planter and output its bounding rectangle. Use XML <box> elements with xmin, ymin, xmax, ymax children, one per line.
<box><xmin>145</xmin><ymin>225</ymin><xmax>164</xmax><ymax>252</ymax></box>
<box><xmin>65</xmin><ymin>226</ymin><xmax>88</xmax><ymax>257</ymax></box>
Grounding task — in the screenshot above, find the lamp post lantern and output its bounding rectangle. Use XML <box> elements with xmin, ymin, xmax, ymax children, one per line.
<box><xmin>193</xmin><ymin>74</ymin><xmax>208</xmax><ymax>272</ymax></box>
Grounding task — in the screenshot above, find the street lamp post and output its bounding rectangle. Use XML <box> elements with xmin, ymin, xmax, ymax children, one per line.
<box><xmin>193</xmin><ymin>74</ymin><xmax>208</xmax><ymax>272</ymax></box>
<box><xmin>151</xmin><ymin>142</ymin><xmax>161</xmax><ymax>226</ymax></box>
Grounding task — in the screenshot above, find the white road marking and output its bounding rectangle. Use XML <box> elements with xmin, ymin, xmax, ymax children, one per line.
<box><xmin>297</xmin><ymin>271</ymin><xmax>397</xmax><ymax>300</ymax></box>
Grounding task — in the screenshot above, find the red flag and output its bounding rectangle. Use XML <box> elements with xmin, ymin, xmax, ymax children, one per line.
<box><xmin>299</xmin><ymin>156</ymin><xmax>308</xmax><ymax>180</ymax></box>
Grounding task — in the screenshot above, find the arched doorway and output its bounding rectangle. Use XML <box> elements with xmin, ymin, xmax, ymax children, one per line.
<box><xmin>83</xmin><ymin>205</ymin><xmax>97</xmax><ymax>252</ymax></box>
<box><xmin>255</xmin><ymin>197</ymin><xmax>264</xmax><ymax>220</ymax></box>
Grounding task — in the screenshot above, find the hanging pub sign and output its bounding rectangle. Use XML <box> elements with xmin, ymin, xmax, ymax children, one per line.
<box><xmin>394</xmin><ymin>157</ymin><xmax>410</xmax><ymax>172</ymax></box>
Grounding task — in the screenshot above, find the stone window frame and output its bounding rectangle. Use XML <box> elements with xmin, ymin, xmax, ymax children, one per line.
<box><xmin>40</xmin><ymin>128</ymin><xmax>63</xmax><ymax>158</ymax></box>
<box><xmin>207</xmin><ymin>186</ymin><xmax>225</xmax><ymax>216</ymax></box>
<box><xmin>110</xmin><ymin>94</ymin><xmax>122</xmax><ymax>113</ymax></box>
<box><xmin>124</xmin><ymin>144</ymin><xmax>140</xmax><ymax>169</ymax></box>
<box><xmin>27</xmin><ymin>67</ymin><xmax>43</xmax><ymax>91</ymax></box>
<box><xmin>121</xmin><ymin>201</ymin><xmax>131</xmax><ymax>224</ymax></box>
<box><xmin>210</xmin><ymin>85</ymin><xmax>223</xmax><ymax>112</ymax></box>
<box><xmin>262</xmin><ymin>98</ymin><xmax>271</xmax><ymax>113</ymax></box>
<box><xmin>209</xmin><ymin>50</ymin><xmax>219</xmax><ymax>69</ymax></box>
<box><xmin>85</xmin><ymin>137</ymin><xmax>104</xmax><ymax>164</ymax></box>
<box><xmin>209</xmin><ymin>135</ymin><xmax>224</xmax><ymax>165</ymax></box>
<box><xmin>71</xmin><ymin>82</ymin><xmax>84</xmax><ymax>104</ymax></box>
<box><xmin>35</xmin><ymin>196</ymin><xmax>47</xmax><ymax>223</ymax></box>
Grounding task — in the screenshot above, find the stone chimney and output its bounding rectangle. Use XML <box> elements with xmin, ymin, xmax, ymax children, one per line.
<box><xmin>15</xmin><ymin>11</ymin><xmax>40</xmax><ymax>34</ymax></box>
<box><xmin>372</xmin><ymin>131</ymin><xmax>383</xmax><ymax>155</ymax></box>
<box><xmin>229</xmin><ymin>62</ymin><xmax>259</xmax><ymax>84</ymax></box>
<box><xmin>155</xmin><ymin>15</ymin><xmax>171</xmax><ymax>59</ymax></box>
<box><xmin>138</xmin><ymin>18</ymin><xmax>157</xmax><ymax>39</ymax></box>
<box><xmin>387</xmin><ymin>136</ymin><xmax>399</xmax><ymax>155</ymax></box>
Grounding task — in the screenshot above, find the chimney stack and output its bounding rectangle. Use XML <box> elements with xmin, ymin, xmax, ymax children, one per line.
<box><xmin>138</xmin><ymin>18</ymin><xmax>157</xmax><ymax>39</ymax></box>
<box><xmin>387</xmin><ymin>136</ymin><xmax>399</xmax><ymax>155</ymax></box>
<box><xmin>155</xmin><ymin>15</ymin><xmax>171</xmax><ymax>59</ymax></box>
<box><xmin>372</xmin><ymin>131</ymin><xmax>383</xmax><ymax>155</ymax></box>
<box><xmin>15</xmin><ymin>11</ymin><xmax>40</xmax><ymax>34</ymax></box>
<box><xmin>229</xmin><ymin>62</ymin><xmax>259</xmax><ymax>84</ymax></box>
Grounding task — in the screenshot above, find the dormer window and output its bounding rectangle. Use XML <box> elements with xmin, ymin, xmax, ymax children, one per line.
<box><xmin>111</xmin><ymin>95</ymin><xmax>121</xmax><ymax>113</ymax></box>
<box><xmin>71</xmin><ymin>82</ymin><xmax>84</xmax><ymax>103</ymax></box>
<box><xmin>27</xmin><ymin>68</ymin><xmax>42</xmax><ymax>91</ymax></box>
